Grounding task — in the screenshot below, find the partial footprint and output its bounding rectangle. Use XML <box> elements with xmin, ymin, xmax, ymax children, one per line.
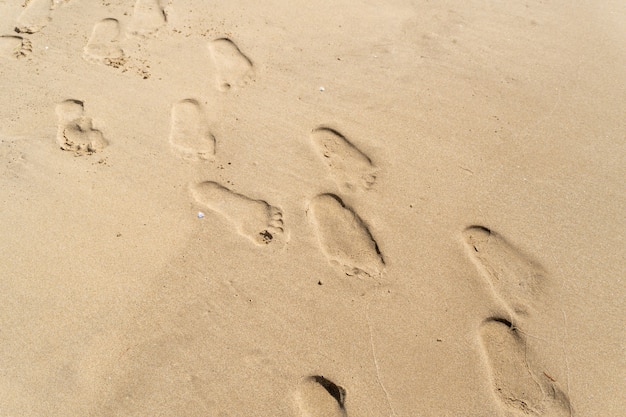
<box><xmin>55</xmin><ymin>99</ymin><xmax>108</xmax><ymax>155</ymax></box>
<box><xmin>295</xmin><ymin>375</ymin><xmax>347</xmax><ymax>417</ymax></box>
<box><xmin>83</xmin><ymin>18</ymin><xmax>125</xmax><ymax>67</ymax></box>
<box><xmin>190</xmin><ymin>181</ymin><xmax>283</xmax><ymax>246</ymax></box>
<box><xmin>479</xmin><ymin>318</ymin><xmax>572</xmax><ymax>417</ymax></box>
<box><xmin>169</xmin><ymin>99</ymin><xmax>215</xmax><ymax>161</ymax></box>
<box><xmin>126</xmin><ymin>0</ymin><xmax>166</xmax><ymax>37</ymax></box>
<box><xmin>15</xmin><ymin>0</ymin><xmax>52</xmax><ymax>34</ymax></box>
<box><xmin>0</xmin><ymin>36</ymin><xmax>32</xmax><ymax>59</ymax></box>
<box><xmin>308</xmin><ymin>194</ymin><xmax>384</xmax><ymax>278</ymax></box>
<box><xmin>463</xmin><ymin>226</ymin><xmax>545</xmax><ymax>318</ymax></box>
<box><xmin>208</xmin><ymin>38</ymin><xmax>254</xmax><ymax>91</ymax></box>
<box><xmin>310</xmin><ymin>128</ymin><xmax>377</xmax><ymax>191</ymax></box>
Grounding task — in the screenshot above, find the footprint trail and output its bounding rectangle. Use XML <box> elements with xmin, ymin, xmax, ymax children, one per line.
<box><xmin>310</xmin><ymin>127</ymin><xmax>377</xmax><ymax>191</ymax></box>
<box><xmin>295</xmin><ymin>375</ymin><xmax>348</xmax><ymax>417</ymax></box>
<box><xmin>169</xmin><ymin>99</ymin><xmax>215</xmax><ymax>161</ymax></box>
<box><xmin>308</xmin><ymin>194</ymin><xmax>384</xmax><ymax>279</ymax></box>
<box><xmin>55</xmin><ymin>99</ymin><xmax>108</xmax><ymax>155</ymax></box>
<box><xmin>479</xmin><ymin>318</ymin><xmax>572</xmax><ymax>417</ymax></box>
<box><xmin>208</xmin><ymin>38</ymin><xmax>254</xmax><ymax>91</ymax></box>
<box><xmin>190</xmin><ymin>181</ymin><xmax>283</xmax><ymax>246</ymax></box>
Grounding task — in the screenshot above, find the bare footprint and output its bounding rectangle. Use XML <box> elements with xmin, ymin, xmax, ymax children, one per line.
<box><xmin>208</xmin><ymin>38</ymin><xmax>254</xmax><ymax>91</ymax></box>
<box><xmin>169</xmin><ymin>99</ymin><xmax>215</xmax><ymax>161</ymax></box>
<box><xmin>15</xmin><ymin>0</ymin><xmax>52</xmax><ymax>34</ymax></box>
<box><xmin>479</xmin><ymin>318</ymin><xmax>572</xmax><ymax>417</ymax></box>
<box><xmin>308</xmin><ymin>194</ymin><xmax>384</xmax><ymax>278</ymax></box>
<box><xmin>0</xmin><ymin>36</ymin><xmax>32</xmax><ymax>59</ymax></box>
<box><xmin>295</xmin><ymin>375</ymin><xmax>347</xmax><ymax>417</ymax></box>
<box><xmin>310</xmin><ymin>128</ymin><xmax>377</xmax><ymax>192</ymax></box>
<box><xmin>83</xmin><ymin>18</ymin><xmax>125</xmax><ymax>67</ymax></box>
<box><xmin>55</xmin><ymin>99</ymin><xmax>108</xmax><ymax>155</ymax></box>
<box><xmin>463</xmin><ymin>226</ymin><xmax>546</xmax><ymax>318</ymax></box>
<box><xmin>126</xmin><ymin>0</ymin><xmax>166</xmax><ymax>37</ymax></box>
<box><xmin>190</xmin><ymin>182</ymin><xmax>283</xmax><ymax>246</ymax></box>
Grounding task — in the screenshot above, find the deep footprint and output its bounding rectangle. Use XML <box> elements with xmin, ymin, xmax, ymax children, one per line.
<box><xmin>479</xmin><ymin>318</ymin><xmax>572</xmax><ymax>417</ymax></box>
<box><xmin>169</xmin><ymin>99</ymin><xmax>215</xmax><ymax>161</ymax></box>
<box><xmin>190</xmin><ymin>181</ymin><xmax>283</xmax><ymax>246</ymax></box>
<box><xmin>208</xmin><ymin>38</ymin><xmax>254</xmax><ymax>91</ymax></box>
<box><xmin>15</xmin><ymin>0</ymin><xmax>51</xmax><ymax>34</ymax></box>
<box><xmin>55</xmin><ymin>99</ymin><xmax>108</xmax><ymax>155</ymax></box>
<box><xmin>463</xmin><ymin>226</ymin><xmax>545</xmax><ymax>318</ymax></box>
<box><xmin>310</xmin><ymin>127</ymin><xmax>377</xmax><ymax>191</ymax></box>
<box><xmin>0</xmin><ymin>35</ymin><xmax>32</xmax><ymax>59</ymax></box>
<box><xmin>83</xmin><ymin>18</ymin><xmax>125</xmax><ymax>67</ymax></box>
<box><xmin>308</xmin><ymin>194</ymin><xmax>384</xmax><ymax>278</ymax></box>
<box><xmin>126</xmin><ymin>0</ymin><xmax>166</xmax><ymax>37</ymax></box>
<box><xmin>295</xmin><ymin>375</ymin><xmax>347</xmax><ymax>417</ymax></box>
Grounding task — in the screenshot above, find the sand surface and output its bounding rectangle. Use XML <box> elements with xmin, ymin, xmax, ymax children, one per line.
<box><xmin>1</xmin><ymin>1</ymin><xmax>625</xmax><ymax>416</ymax></box>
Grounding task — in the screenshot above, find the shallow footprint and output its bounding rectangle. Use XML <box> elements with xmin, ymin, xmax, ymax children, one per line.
<box><xmin>55</xmin><ymin>99</ymin><xmax>108</xmax><ymax>155</ymax></box>
<box><xmin>0</xmin><ymin>36</ymin><xmax>32</xmax><ymax>59</ymax></box>
<box><xmin>463</xmin><ymin>226</ymin><xmax>545</xmax><ymax>318</ymax></box>
<box><xmin>83</xmin><ymin>18</ymin><xmax>125</xmax><ymax>67</ymax></box>
<box><xmin>208</xmin><ymin>38</ymin><xmax>254</xmax><ymax>91</ymax></box>
<box><xmin>479</xmin><ymin>318</ymin><xmax>572</xmax><ymax>417</ymax></box>
<box><xmin>190</xmin><ymin>181</ymin><xmax>283</xmax><ymax>246</ymax></box>
<box><xmin>295</xmin><ymin>375</ymin><xmax>347</xmax><ymax>417</ymax></box>
<box><xmin>15</xmin><ymin>0</ymin><xmax>52</xmax><ymax>34</ymax></box>
<box><xmin>308</xmin><ymin>194</ymin><xmax>384</xmax><ymax>278</ymax></box>
<box><xmin>169</xmin><ymin>99</ymin><xmax>215</xmax><ymax>161</ymax></box>
<box><xmin>310</xmin><ymin>127</ymin><xmax>377</xmax><ymax>191</ymax></box>
<box><xmin>126</xmin><ymin>0</ymin><xmax>166</xmax><ymax>37</ymax></box>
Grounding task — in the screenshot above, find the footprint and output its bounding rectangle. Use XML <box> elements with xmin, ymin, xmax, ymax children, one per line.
<box><xmin>190</xmin><ymin>181</ymin><xmax>283</xmax><ymax>246</ymax></box>
<box><xmin>126</xmin><ymin>0</ymin><xmax>166</xmax><ymax>37</ymax></box>
<box><xmin>479</xmin><ymin>318</ymin><xmax>572</xmax><ymax>417</ymax></box>
<box><xmin>462</xmin><ymin>226</ymin><xmax>545</xmax><ymax>318</ymax></box>
<box><xmin>310</xmin><ymin>128</ymin><xmax>377</xmax><ymax>191</ymax></box>
<box><xmin>295</xmin><ymin>375</ymin><xmax>347</xmax><ymax>417</ymax></box>
<box><xmin>208</xmin><ymin>38</ymin><xmax>254</xmax><ymax>91</ymax></box>
<box><xmin>169</xmin><ymin>99</ymin><xmax>215</xmax><ymax>161</ymax></box>
<box><xmin>0</xmin><ymin>36</ymin><xmax>32</xmax><ymax>59</ymax></box>
<box><xmin>15</xmin><ymin>0</ymin><xmax>52</xmax><ymax>34</ymax></box>
<box><xmin>308</xmin><ymin>194</ymin><xmax>384</xmax><ymax>278</ymax></box>
<box><xmin>55</xmin><ymin>99</ymin><xmax>108</xmax><ymax>155</ymax></box>
<box><xmin>83</xmin><ymin>18</ymin><xmax>125</xmax><ymax>67</ymax></box>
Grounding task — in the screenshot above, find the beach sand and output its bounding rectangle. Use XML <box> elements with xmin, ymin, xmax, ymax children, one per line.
<box><xmin>1</xmin><ymin>0</ymin><xmax>625</xmax><ymax>416</ymax></box>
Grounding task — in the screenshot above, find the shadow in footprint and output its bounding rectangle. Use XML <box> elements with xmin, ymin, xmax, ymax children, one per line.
<box><xmin>295</xmin><ymin>375</ymin><xmax>347</xmax><ymax>417</ymax></box>
<box><xmin>308</xmin><ymin>194</ymin><xmax>384</xmax><ymax>279</ymax></box>
<box><xmin>15</xmin><ymin>0</ymin><xmax>52</xmax><ymax>34</ymax></box>
<box><xmin>463</xmin><ymin>225</ymin><xmax>546</xmax><ymax>318</ymax></box>
<box><xmin>310</xmin><ymin>127</ymin><xmax>377</xmax><ymax>192</ymax></box>
<box><xmin>479</xmin><ymin>318</ymin><xmax>572</xmax><ymax>417</ymax></box>
<box><xmin>0</xmin><ymin>35</ymin><xmax>32</xmax><ymax>59</ymax></box>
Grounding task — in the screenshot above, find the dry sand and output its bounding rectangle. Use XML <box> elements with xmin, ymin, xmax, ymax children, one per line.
<box><xmin>1</xmin><ymin>0</ymin><xmax>625</xmax><ymax>416</ymax></box>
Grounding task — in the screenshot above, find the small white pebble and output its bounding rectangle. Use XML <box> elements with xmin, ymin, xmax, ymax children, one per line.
<box><xmin>319</xmin><ymin>86</ymin><xmax>325</xmax><ymax>92</ymax></box>
<box><xmin>197</xmin><ymin>212</ymin><xmax>205</xmax><ymax>219</ymax></box>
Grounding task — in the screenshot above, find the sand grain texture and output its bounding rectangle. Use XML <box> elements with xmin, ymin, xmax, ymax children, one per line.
<box><xmin>0</xmin><ymin>0</ymin><xmax>625</xmax><ymax>416</ymax></box>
